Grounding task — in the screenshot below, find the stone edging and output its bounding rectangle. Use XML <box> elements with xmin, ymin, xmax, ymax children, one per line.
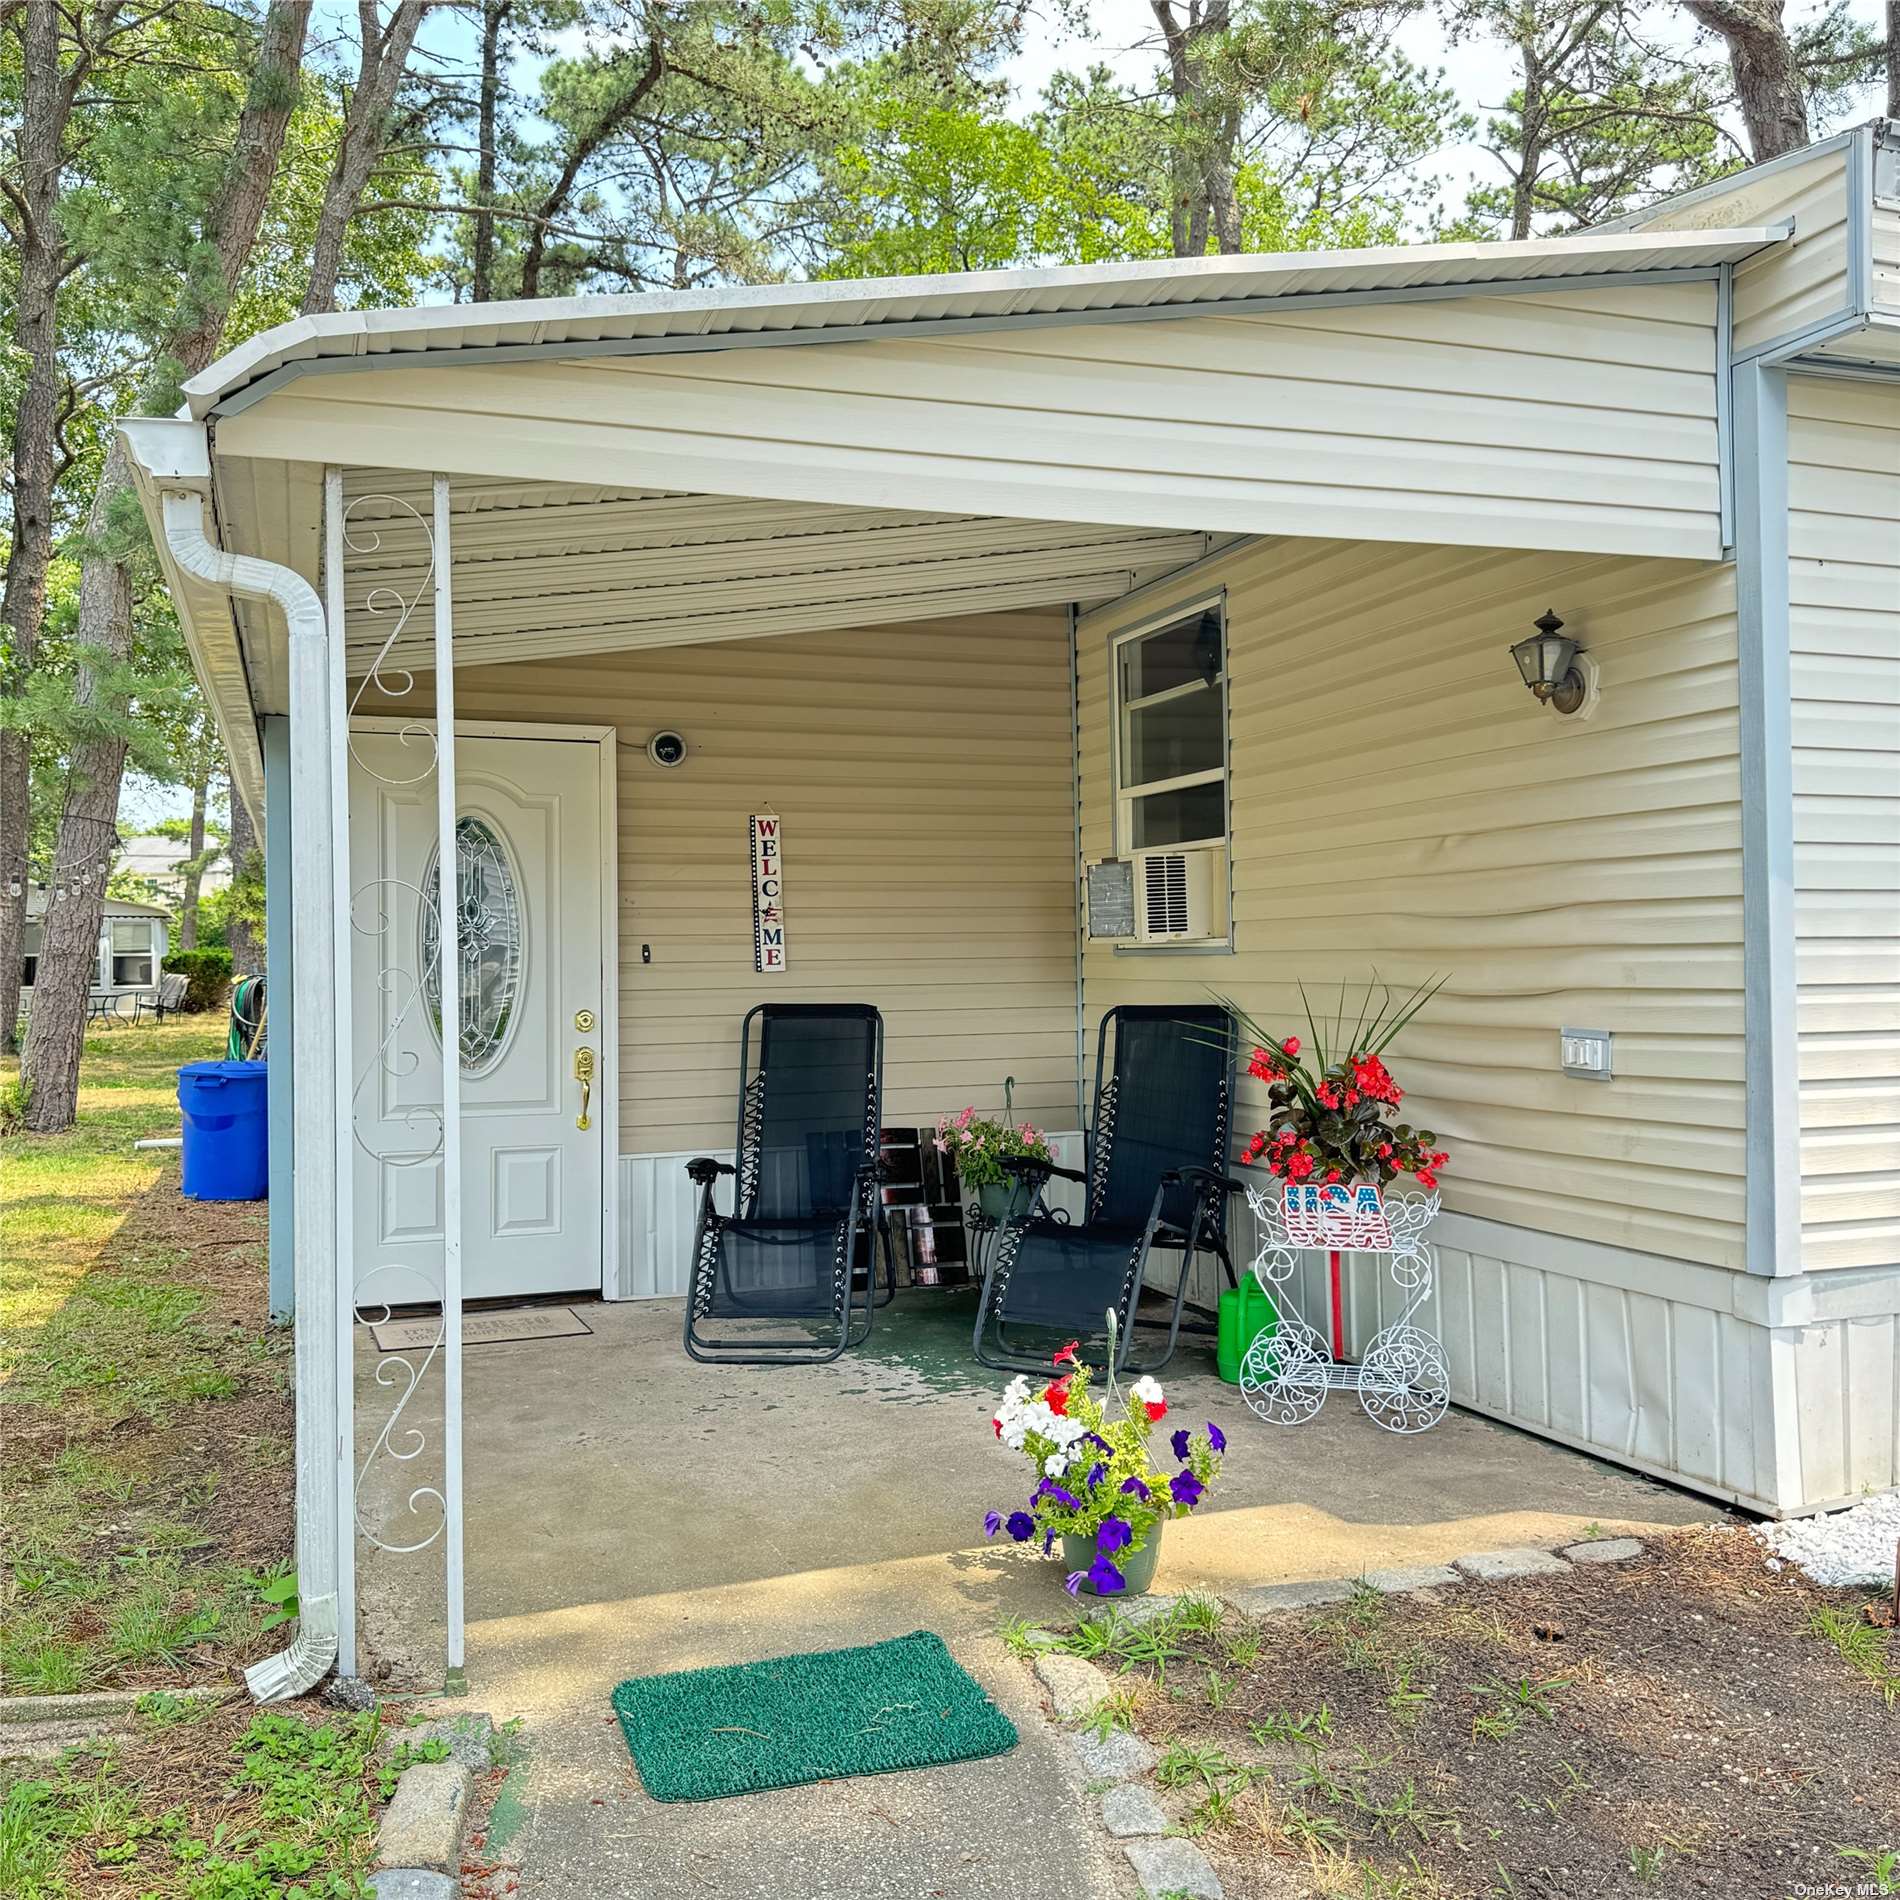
<box><xmin>368</xmin><ymin>1713</ymin><xmax>497</xmax><ymax>1899</ymax></box>
<box><xmin>1028</xmin><ymin>1536</ymin><xmax>1646</xmax><ymax>1900</ymax></box>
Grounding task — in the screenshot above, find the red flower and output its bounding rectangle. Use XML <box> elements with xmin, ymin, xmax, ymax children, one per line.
<box><xmin>1323</xmin><ymin>1168</ymin><xmax>1341</xmax><ymax>1183</ymax></box>
<box><xmin>993</xmin><ymin>1415</ymin><xmax>1003</xmax><ymax>1437</ymax></box>
<box><xmin>1282</xmin><ymin>1036</ymin><xmax>1301</xmax><ymax>1057</ymax></box>
<box><xmin>1052</xmin><ymin>1339</ymin><xmax>1081</xmax><ymax>1368</ymax></box>
<box><xmin>1416</xmin><ymin>1169</ymin><xmax>1438</xmax><ymax>1190</ymax></box>
<box><xmin>1144</xmin><ymin>1400</ymin><xmax>1167</xmax><ymax>1422</ymax></box>
<box><xmin>1042</xmin><ymin>1376</ymin><xmax>1072</xmax><ymax>1415</ymax></box>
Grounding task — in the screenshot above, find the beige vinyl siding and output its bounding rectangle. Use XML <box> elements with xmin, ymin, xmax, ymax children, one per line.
<box><xmin>1079</xmin><ymin>540</ymin><xmax>1746</xmax><ymax>1270</ymax></box>
<box><xmin>408</xmin><ymin>611</ymin><xmax>1081</xmax><ymax>1154</ymax></box>
<box><xmin>1787</xmin><ymin>377</ymin><xmax>1900</xmax><ymax>1274</ymax></box>
<box><xmin>1875</xmin><ymin>197</ymin><xmax>1900</xmax><ymax>314</ymax></box>
<box><xmin>218</xmin><ymin>286</ymin><xmax>1724</xmax><ymax>560</ymax></box>
<box><xmin>1629</xmin><ymin>144</ymin><xmax>1853</xmax><ymax>353</ymax></box>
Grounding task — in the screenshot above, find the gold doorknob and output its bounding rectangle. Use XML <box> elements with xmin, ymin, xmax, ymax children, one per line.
<box><xmin>573</xmin><ymin>1045</ymin><xmax>596</xmax><ymax>1130</ymax></box>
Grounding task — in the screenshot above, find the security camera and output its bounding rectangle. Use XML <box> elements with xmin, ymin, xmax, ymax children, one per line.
<box><xmin>646</xmin><ymin>731</ymin><xmax>687</xmax><ymax>768</ymax></box>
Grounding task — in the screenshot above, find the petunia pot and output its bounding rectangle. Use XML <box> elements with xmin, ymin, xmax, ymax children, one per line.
<box><xmin>1060</xmin><ymin>1519</ymin><xmax>1165</xmax><ymax>1597</ymax></box>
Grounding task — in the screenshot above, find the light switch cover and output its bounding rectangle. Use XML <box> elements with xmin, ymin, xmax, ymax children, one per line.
<box><xmin>1560</xmin><ymin>1027</ymin><xmax>1613</xmax><ymax>1080</ymax></box>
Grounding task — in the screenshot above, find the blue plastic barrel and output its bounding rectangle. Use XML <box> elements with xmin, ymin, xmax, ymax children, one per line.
<box><xmin>177</xmin><ymin>1060</ymin><xmax>270</xmax><ymax>1200</ymax></box>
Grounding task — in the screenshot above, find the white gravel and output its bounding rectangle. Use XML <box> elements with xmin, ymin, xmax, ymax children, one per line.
<box><xmin>1756</xmin><ymin>1490</ymin><xmax>1900</xmax><ymax>1588</ymax></box>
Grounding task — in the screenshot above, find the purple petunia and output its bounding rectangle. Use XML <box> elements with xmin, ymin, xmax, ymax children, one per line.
<box><xmin>984</xmin><ymin>1510</ymin><xmax>1003</xmax><ymax>1538</ymax></box>
<box><xmin>1034</xmin><ymin>1481</ymin><xmax>1082</xmax><ymax>1512</ymax></box>
<box><xmin>1096</xmin><ymin>1516</ymin><xmax>1133</xmax><ymax>1555</ymax></box>
<box><xmin>1042</xmin><ymin>1529</ymin><xmax>1057</xmax><ymax>1555</ymax></box>
<box><xmin>1087</xmin><ymin>1557</ymin><xmax>1127</xmax><ymax>1593</ymax></box>
<box><xmin>1169</xmin><ymin>1470</ymin><xmax>1205</xmax><ymax>1509</ymax></box>
<box><xmin>1207</xmin><ymin>1421</ymin><xmax>1227</xmax><ymax>1453</ymax></box>
<box><xmin>1085</xmin><ymin>1462</ymin><xmax>1108</xmax><ymax>1490</ymax></box>
<box><xmin>1063</xmin><ymin>1569</ymin><xmax>1086</xmax><ymax>1596</ymax></box>
<box><xmin>1120</xmin><ymin>1476</ymin><xmax>1150</xmax><ymax>1502</ymax></box>
<box><xmin>1084</xmin><ymin>1432</ymin><xmax>1114</xmax><ymax>1453</ymax></box>
<box><xmin>1171</xmin><ymin>1428</ymin><xmax>1192</xmax><ymax>1461</ymax></box>
<box><xmin>1006</xmin><ymin>1511</ymin><xmax>1035</xmax><ymax>1543</ymax></box>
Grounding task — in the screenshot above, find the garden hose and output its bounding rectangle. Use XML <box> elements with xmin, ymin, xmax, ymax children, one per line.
<box><xmin>228</xmin><ymin>974</ymin><xmax>268</xmax><ymax>1061</ymax></box>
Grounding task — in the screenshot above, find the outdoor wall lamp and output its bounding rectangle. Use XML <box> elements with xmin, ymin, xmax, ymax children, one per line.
<box><xmin>1510</xmin><ymin>610</ymin><xmax>1587</xmax><ymax>715</ymax></box>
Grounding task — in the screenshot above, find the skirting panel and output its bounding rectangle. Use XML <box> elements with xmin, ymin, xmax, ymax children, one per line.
<box><xmin>1216</xmin><ymin>1199</ymin><xmax>1899</xmax><ymax>1516</ymax></box>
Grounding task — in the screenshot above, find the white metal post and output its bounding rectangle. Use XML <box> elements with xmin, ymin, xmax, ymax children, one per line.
<box><xmin>432</xmin><ymin>473</ymin><xmax>466</xmax><ymax>1676</ymax></box>
<box><xmin>324</xmin><ymin>469</ymin><xmax>359</xmax><ymax>1680</ymax></box>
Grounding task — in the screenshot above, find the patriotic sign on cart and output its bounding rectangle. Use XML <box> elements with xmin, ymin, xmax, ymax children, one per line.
<box><xmin>1283</xmin><ymin>1181</ymin><xmax>1393</xmax><ymax>1251</ymax></box>
<box><xmin>750</xmin><ymin>815</ymin><xmax>786</xmax><ymax>973</ymax></box>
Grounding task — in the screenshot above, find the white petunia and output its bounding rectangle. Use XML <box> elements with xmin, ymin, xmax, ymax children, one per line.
<box><xmin>1129</xmin><ymin>1376</ymin><xmax>1166</xmax><ymax>1406</ymax></box>
<box><xmin>1044</xmin><ymin>1454</ymin><xmax>1069</xmax><ymax>1478</ymax></box>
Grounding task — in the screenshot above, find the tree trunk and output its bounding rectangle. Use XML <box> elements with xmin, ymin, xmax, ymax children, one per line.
<box><xmin>19</xmin><ymin>7</ymin><xmax>310</xmax><ymax>1130</ymax></box>
<box><xmin>1683</xmin><ymin>0</ymin><xmax>1811</xmax><ymax>159</ymax></box>
<box><xmin>472</xmin><ymin>0</ymin><xmax>510</xmax><ymax>301</ymax></box>
<box><xmin>1149</xmin><ymin>0</ymin><xmax>1240</xmax><ymax>258</ymax></box>
<box><xmin>20</xmin><ymin>443</ymin><xmax>136</xmax><ymax>1132</ymax></box>
<box><xmin>179</xmin><ymin>773</ymin><xmax>208</xmax><ymax>950</ymax></box>
<box><xmin>1888</xmin><ymin>0</ymin><xmax>1898</xmax><ymax>120</ymax></box>
<box><xmin>225</xmin><ymin>783</ymin><xmax>263</xmax><ymax>977</ymax></box>
<box><xmin>1512</xmin><ymin>40</ymin><xmax>1545</xmax><ymax>241</ymax></box>
<box><xmin>302</xmin><ymin>0</ymin><xmax>432</xmax><ymax>316</ymax></box>
<box><xmin>171</xmin><ymin>1</ymin><xmax>315</xmax><ymax>366</ymax></box>
<box><xmin>0</xmin><ymin>0</ymin><xmax>76</xmax><ymax>1055</ymax></box>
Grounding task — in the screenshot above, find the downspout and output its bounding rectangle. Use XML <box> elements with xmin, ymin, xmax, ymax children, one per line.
<box><xmin>159</xmin><ymin>489</ymin><xmax>343</xmax><ymax>1700</ymax></box>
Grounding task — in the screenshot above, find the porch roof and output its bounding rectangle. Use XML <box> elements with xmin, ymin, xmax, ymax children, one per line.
<box><xmin>181</xmin><ymin>225</ymin><xmax>1787</xmax><ymax>420</ymax></box>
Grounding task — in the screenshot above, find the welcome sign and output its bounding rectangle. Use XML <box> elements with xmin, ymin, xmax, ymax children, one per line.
<box><xmin>750</xmin><ymin>814</ymin><xmax>786</xmax><ymax>973</ymax></box>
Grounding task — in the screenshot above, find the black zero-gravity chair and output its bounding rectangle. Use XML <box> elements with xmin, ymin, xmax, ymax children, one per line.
<box><xmin>684</xmin><ymin>1003</ymin><xmax>894</xmax><ymax>1365</ymax></box>
<box><xmin>972</xmin><ymin>1004</ymin><xmax>1240</xmax><ymax>1375</ymax></box>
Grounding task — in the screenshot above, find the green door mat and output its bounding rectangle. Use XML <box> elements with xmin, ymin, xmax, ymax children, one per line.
<box><xmin>610</xmin><ymin>1629</ymin><xmax>1018</xmax><ymax>1802</ymax></box>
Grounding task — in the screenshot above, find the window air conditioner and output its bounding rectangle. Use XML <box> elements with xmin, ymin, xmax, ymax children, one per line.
<box><xmin>1085</xmin><ymin>847</ymin><xmax>1227</xmax><ymax>944</ymax></box>
<box><xmin>1134</xmin><ymin>847</ymin><xmax>1223</xmax><ymax>942</ymax></box>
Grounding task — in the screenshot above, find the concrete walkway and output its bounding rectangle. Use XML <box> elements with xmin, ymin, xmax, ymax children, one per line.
<box><xmin>356</xmin><ymin>1290</ymin><xmax>1717</xmax><ymax>1897</ymax></box>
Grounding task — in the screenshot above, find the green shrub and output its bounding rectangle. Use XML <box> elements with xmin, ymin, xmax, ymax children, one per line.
<box><xmin>163</xmin><ymin>947</ymin><xmax>233</xmax><ymax>1012</ymax></box>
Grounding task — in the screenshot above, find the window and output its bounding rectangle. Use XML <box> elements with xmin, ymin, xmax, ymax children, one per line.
<box><xmin>1113</xmin><ymin>603</ymin><xmax>1228</xmax><ymax>855</ymax></box>
<box><xmin>22</xmin><ymin>921</ymin><xmax>41</xmax><ymax>988</ymax></box>
<box><xmin>421</xmin><ymin>815</ymin><xmax>525</xmax><ymax>1074</ymax></box>
<box><xmin>110</xmin><ymin>918</ymin><xmax>156</xmax><ymax>988</ymax></box>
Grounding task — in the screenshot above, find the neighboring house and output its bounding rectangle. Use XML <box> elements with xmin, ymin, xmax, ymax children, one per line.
<box><xmin>117</xmin><ymin>122</ymin><xmax>1900</xmax><ymax>1702</ymax></box>
<box><xmin>116</xmin><ymin>832</ymin><xmax>231</xmax><ymax>904</ymax></box>
<box><xmin>20</xmin><ymin>887</ymin><xmax>169</xmax><ymax>1008</ymax></box>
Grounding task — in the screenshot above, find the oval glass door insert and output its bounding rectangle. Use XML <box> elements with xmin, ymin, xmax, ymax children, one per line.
<box><xmin>421</xmin><ymin>815</ymin><xmax>525</xmax><ymax>1074</ymax></box>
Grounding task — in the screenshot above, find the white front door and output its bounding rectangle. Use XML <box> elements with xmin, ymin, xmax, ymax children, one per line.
<box><xmin>350</xmin><ymin>730</ymin><xmax>607</xmax><ymax>1304</ymax></box>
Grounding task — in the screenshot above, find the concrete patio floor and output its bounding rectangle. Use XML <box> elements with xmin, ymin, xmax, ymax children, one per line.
<box><xmin>355</xmin><ymin>1289</ymin><xmax>1721</xmax><ymax>1897</ymax></box>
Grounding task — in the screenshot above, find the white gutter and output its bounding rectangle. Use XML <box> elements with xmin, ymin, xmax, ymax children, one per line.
<box><xmin>158</xmin><ymin>484</ymin><xmax>344</xmax><ymax>1702</ymax></box>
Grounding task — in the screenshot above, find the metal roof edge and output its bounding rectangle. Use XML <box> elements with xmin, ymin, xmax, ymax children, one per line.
<box><xmin>182</xmin><ymin>225</ymin><xmax>1791</xmax><ymax>421</ymax></box>
<box><xmin>1594</xmin><ymin>135</ymin><xmax>1859</xmax><ymax>236</ymax></box>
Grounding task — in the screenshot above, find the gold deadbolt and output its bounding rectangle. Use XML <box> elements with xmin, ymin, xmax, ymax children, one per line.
<box><xmin>573</xmin><ymin>1045</ymin><xmax>596</xmax><ymax>1130</ymax></box>
<box><xmin>574</xmin><ymin>1007</ymin><xmax>597</xmax><ymax>1033</ymax></box>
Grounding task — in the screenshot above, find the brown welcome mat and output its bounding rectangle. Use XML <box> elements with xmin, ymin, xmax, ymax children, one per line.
<box><xmin>368</xmin><ymin>1306</ymin><xmax>594</xmax><ymax>1351</ymax></box>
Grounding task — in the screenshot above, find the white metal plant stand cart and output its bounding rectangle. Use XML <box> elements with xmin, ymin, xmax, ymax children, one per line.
<box><xmin>1238</xmin><ymin>1185</ymin><xmax>1450</xmax><ymax>1434</ymax></box>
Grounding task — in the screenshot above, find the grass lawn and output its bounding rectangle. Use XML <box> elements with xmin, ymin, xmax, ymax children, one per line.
<box><xmin>1010</xmin><ymin>1527</ymin><xmax>1899</xmax><ymax>1899</ymax></box>
<box><xmin>0</xmin><ymin>1021</ymin><xmax>406</xmax><ymax>1896</ymax></box>
<box><xmin>2</xmin><ymin>1019</ymin><xmax>292</xmax><ymax>1699</ymax></box>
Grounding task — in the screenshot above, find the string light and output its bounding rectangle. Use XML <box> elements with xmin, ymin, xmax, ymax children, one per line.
<box><xmin>6</xmin><ymin>826</ymin><xmax>128</xmax><ymax>909</ymax></box>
